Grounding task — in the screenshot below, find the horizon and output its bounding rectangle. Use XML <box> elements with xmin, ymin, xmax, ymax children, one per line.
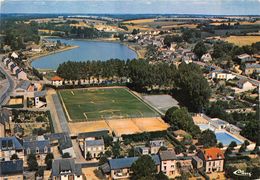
<box><xmin>1</xmin><ymin>0</ymin><xmax>260</xmax><ymax>15</ymax></box>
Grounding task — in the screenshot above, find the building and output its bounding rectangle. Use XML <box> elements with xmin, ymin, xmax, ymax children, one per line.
<box><xmin>237</xmin><ymin>54</ymin><xmax>255</xmax><ymax>63</ymax></box>
<box><xmin>23</xmin><ymin>137</ymin><xmax>51</xmax><ymax>160</ymax></box>
<box><xmin>209</xmin><ymin>70</ymin><xmax>236</xmax><ymax>81</ymax></box>
<box><xmin>84</xmin><ymin>139</ymin><xmax>105</xmax><ymax>159</ymax></box>
<box><xmin>245</xmin><ymin>63</ymin><xmax>260</xmax><ymax>75</ymax></box>
<box><xmin>197</xmin><ymin>147</ymin><xmax>224</xmax><ymax>173</ymax></box>
<box><xmin>101</xmin><ymin>155</ymin><xmax>160</xmax><ymax>179</ymax></box>
<box><xmin>15</xmin><ymin>69</ymin><xmax>28</xmax><ymax>80</ymax></box>
<box><xmin>51</xmin><ymin>158</ymin><xmax>83</xmax><ymax>180</ymax></box>
<box><xmin>201</xmin><ymin>53</ymin><xmax>212</xmax><ymax>62</ymax></box>
<box><xmin>159</xmin><ymin>150</ymin><xmax>177</xmax><ymax>177</ymax></box>
<box><xmin>237</xmin><ymin>79</ymin><xmax>255</xmax><ymax>91</ymax></box>
<box><xmin>210</xmin><ymin>118</ymin><xmax>229</xmax><ymax>130</ymax></box>
<box><xmin>0</xmin><ymin>160</ymin><xmax>24</xmax><ymax>180</ymax></box>
<box><xmin>30</xmin><ymin>44</ymin><xmax>42</xmax><ymax>53</ymax></box>
<box><xmin>226</xmin><ymin>124</ymin><xmax>242</xmax><ymax>135</ymax></box>
<box><xmin>51</xmin><ymin>76</ymin><xmax>64</xmax><ymax>87</ymax></box>
<box><xmin>58</xmin><ymin>134</ymin><xmax>76</xmax><ymax>158</ymax></box>
<box><xmin>0</xmin><ymin>137</ymin><xmax>24</xmax><ymax>160</ymax></box>
<box><xmin>136</xmin><ymin>146</ymin><xmax>150</xmax><ymax>155</ymax></box>
<box><xmin>192</xmin><ymin>156</ymin><xmax>203</xmax><ymax>169</ymax></box>
<box><xmin>149</xmin><ymin>140</ymin><xmax>165</xmax><ymax>154</ymax></box>
<box><xmin>11</xmin><ymin>52</ymin><xmax>19</xmax><ymax>59</ymax></box>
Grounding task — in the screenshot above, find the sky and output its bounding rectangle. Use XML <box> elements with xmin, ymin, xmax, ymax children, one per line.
<box><xmin>1</xmin><ymin>0</ymin><xmax>260</xmax><ymax>15</ymax></box>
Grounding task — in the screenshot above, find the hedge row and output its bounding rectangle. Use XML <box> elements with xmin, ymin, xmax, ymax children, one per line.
<box><xmin>121</xmin><ymin>131</ymin><xmax>167</xmax><ymax>142</ymax></box>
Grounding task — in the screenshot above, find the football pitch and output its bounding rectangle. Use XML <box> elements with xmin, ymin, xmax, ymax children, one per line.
<box><xmin>58</xmin><ymin>88</ymin><xmax>159</xmax><ymax>122</ymax></box>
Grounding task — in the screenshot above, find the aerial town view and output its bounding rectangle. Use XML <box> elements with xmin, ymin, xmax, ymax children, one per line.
<box><xmin>0</xmin><ymin>0</ymin><xmax>260</xmax><ymax>179</ymax></box>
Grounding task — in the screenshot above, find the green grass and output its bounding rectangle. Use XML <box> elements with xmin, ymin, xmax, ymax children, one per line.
<box><xmin>59</xmin><ymin>88</ymin><xmax>158</xmax><ymax>121</ymax></box>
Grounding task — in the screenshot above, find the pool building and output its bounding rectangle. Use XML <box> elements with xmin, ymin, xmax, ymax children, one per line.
<box><xmin>192</xmin><ymin>114</ymin><xmax>253</xmax><ymax>148</ymax></box>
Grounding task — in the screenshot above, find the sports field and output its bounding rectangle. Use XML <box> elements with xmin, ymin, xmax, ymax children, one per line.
<box><xmin>59</xmin><ymin>87</ymin><xmax>158</xmax><ymax>122</ymax></box>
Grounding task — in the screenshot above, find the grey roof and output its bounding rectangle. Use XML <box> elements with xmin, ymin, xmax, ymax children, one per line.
<box><xmin>44</xmin><ymin>133</ymin><xmax>67</xmax><ymax>141</ymax></box>
<box><xmin>85</xmin><ymin>139</ymin><xmax>104</xmax><ymax>147</ymax></box>
<box><xmin>109</xmin><ymin>155</ymin><xmax>160</xmax><ymax>170</ymax></box>
<box><xmin>0</xmin><ymin>137</ymin><xmax>23</xmax><ymax>151</ymax></box>
<box><xmin>58</xmin><ymin>134</ymin><xmax>73</xmax><ymax>150</ymax></box>
<box><xmin>159</xmin><ymin>150</ymin><xmax>177</xmax><ymax>161</ymax></box>
<box><xmin>52</xmin><ymin>158</ymin><xmax>82</xmax><ymax>177</ymax></box>
<box><xmin>16</xmin><ymin>80</ymin><xmax>31</xmax><ymax>90</ymax></box>
<box><xmin>10</xmin><ymin>63</ymin><xmax>16</xmax><ymax>71</ymax></box>
<box><xmin>245</xmin><ymin>63</ymin><xmax>260</xmax><ymax>69</ymax></box>
<box><xmin>0</xmin><ymin>160</ymin><xmax>23</xmax><ymax>175</ymax></box>
<box><xmin>23</xmin><ymin>139</ymin><xmax>50</xmax><ymax>155</ymax></box>
<box><xmin>77</xmin><ymin>130</ymin><xmax>109</xmax><ymax>139</ymax></box>
<box><xmin>34</xmin><ymin>90</ymin><xmax>46</xmax><ymax>97</ymax></box>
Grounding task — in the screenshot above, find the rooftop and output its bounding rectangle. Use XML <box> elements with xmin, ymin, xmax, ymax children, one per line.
<box><xmin>52</xmin><ymin>158</ymin><xmax>82</xmax><ymax>177</ymax></box>
<box><xmin>108</xmin><ymin>155</ymin><xmax>160</xmax><ymax>170</ymax></box>
<box><xmin>0</xmin><ymin>136</ymin><xmax>23</xmax><ymax>151</ymax></box>
<box><xmin>0</xmin><ymin>160</ymin><xmax>23</xmax><ymax>176</ymax></box>
<box><xmin>51</xmin><ymin>76</ymin><xmax>63</xmax><ymax>81</ymax></box>
<box><xmin>203</xmin><ymin>147</ymin><xmax>224</xmax><ymax>161</ymax></box>
<box><xmin>85</xmin><ymin>139</ymin><xmax>104</xmax><ymax>147</ymax></box>
<box><xmin>159</xmin><ymin>150</ymin><xmax>177</xmax><ymax>161</ymax></box>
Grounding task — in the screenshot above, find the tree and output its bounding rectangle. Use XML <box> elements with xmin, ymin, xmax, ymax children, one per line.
<box><xmin>174</xmin><ymin>145</ymin><xmax>184</xmax><ymax>155</ymax></box>
<box><xmin>217</xmin><ymin>142</ymin><xmax>224</xmax><ymax>148</ymax></box>
<box><xmin>86</xmin><ymin>152</ymin><xmax>92</xmax><ymax>160</ymax></box>
<box><xmin>132</xmin><ymin>29</ymin><xmax>139</xmax><ymax>35</ymax></box>
<box><xmin>36</xmin><ymin>116</ymin><xmax>45</xmax><ymax>122</ymax></box>
<box><xmin>112</xmin><ymin>140</ymin><xmax>121</xmax><ymax>158</ymax></box>
<box><xmin>155</xmin><ymin>171</ymin><xmax>169</xmax><ymax>180</ymax></box>
<box><xmin>188</xmin><ymin>145</ymin><xmax>196</xmax><ymax>153</ymax></box>
<box><xmin>27</xmin><ymin>154</ymin><xmax>38</xmax><ymax>171</ymax></box>
<box><xmin>10</xmin><ymin>154</ymin><xmax>19</xmax><ymax>160</ymax></box>
<box><xmin>45</xmin><ymin>153</ymin><xmax>54</xmax><ymax>170</ymax></box>
<box><xmin>193</xmin><ymin>41</ymin><xmax>207</xmax><ymax>59</ymax></box>
<box><xmin>164</xmin><ymin>107</ymin><xmax>201</xmax><ymax>137</ymax></box>
<box><xmin>239</xmin><ymin>144</ymin><xmax>246</xmax><ymax>153</ymax></box>
<box><xmin>228</xmin><ymin>141</ymin><xmax>237</xmax><ymax>150</ymax></box>
<box><xmin>62</xmin><ymin>152</ymin><xmax>71</xmax><ymax>158</ymax></box>
<box><xmin>98</xmin><ymin>156</ymin><xmax>108</xmax><ymax>166</ymax></box>
<box><xmin>198</xmin><ymin>129</ymin><xmax>217</xmax><ymax>147</ymax></box>
<box><xmin>175</xmin><ymin>63</ymin><xmax>211</xmax><ymax>112</ymax></box>
<box><xmin>131</xmin><ymin>155</ymin><xmax>157</xmax><ymax>179</ymax></box>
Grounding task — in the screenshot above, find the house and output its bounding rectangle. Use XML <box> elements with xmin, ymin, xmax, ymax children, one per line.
<box><xmin>23</xmin><ymin>137</ymin><xmax>51</xmax><ymax>161</ymax></box>
<box><xmin>237</xmin><ymin>54</ymin><xmax>255</xmax><ymax>63</ymax></box>
<box><xmin>12</xmin><ymin>66</ymin><xmax>19</xmax><ymax>75</ymax></box>
<box><xmin>51</xmin><ymin>158</ymin><xmax>83</xmax><ymax>180</ymax></box>
<box><xmin>58</xmin><ymin>134</ymin><xmax>76</xmax><ymax>158</ymax></box>
<box><xmin>15</xmin><ymin>69</ymin><xmax>28</xmax><ymax>80</ymax></box>
<box><xmin>237</xmin><ymin>79</ymin><xmax>255</xmax><ymax>91</ymax></box>
<box><xmin>173</xmin><ymin>130</ymin><xmax>190</xmax><ymax>141</ymax></box>
<box><xmin>51</xmin><ymin>76</ymin><xmax>63</xmax><ymax>87</ymax></box>
<box><xmin>192</xmin><ymin>156</ymin><xmax>203</xmax><ymax>169</ymax></box>
<box><xmin>7</xmin><ymin>61</ymin><xmax>14</xmax><ymax>70</ymax></box>
<box><xmin>136</xmin><ymin>146</ymin><xmax>150</xmax><ymax>155</ymax></box>
<box><xmin>0</xmin><ymin>137</ymin><xmax>24</xmax><ymax>160</ymax></box>
<box><xmin>0</xmin><ymin>160</ymin><xmax>23</xmax><ymax>180</ymax></box>
<box><xmin>159</xmin><ymin>150</ymin><xmax>177</xmax><ymax>177</ymax></box>
<box><xmin>197</xmin><ymin>147</ymin><xmax>224</xmax><ymax>173</ymax></box>
<box><xmin>149</xmin><ymin>140</ymin><xmax>165</xmax><ymax>154</ymax></box>
<box><xmin>176</xmin><ymin>156</ymin><xmax>193</xmax><ymax>173</ymax></box>
<box><xmin>84</xmin><ymin>139</ymin><xmax>105</xmax><ymax>159</ymax></box>
<box><xmin>245</xmin><ymin>63</ymin><xmax>260</xmax><ymax>75</ymax></box>
<box><xmin>201</xmin><ymin>53</ymin><xmax>212</xmax><ymax>62</ymax></box>
<box><xmin>30</xmin><ymin>44</ymin><xmax>42</xmax><ymax>53</ymax></box>
<box><xmin>15</xmin><ymin>80</ymin><xmax>31</xmax><ymax>94</ymax></box>
<box><xmin>101</xmin><ymin>155</ymin><xmax>160</xmax><ymax>179</ymax></box>
<box><xmin>11</xmin><ymin>52</ymin><xmax>18</xmax><ymax>59</ymax></box>
<box><xmin>209</xmin><ymin>70</ymin><xmax>236</xmax><ymax>81</ymax></box>
<box><xmin>2</xmin><ymin>58</ymin><xmax>10</xmax><ymax>65</ymax></box>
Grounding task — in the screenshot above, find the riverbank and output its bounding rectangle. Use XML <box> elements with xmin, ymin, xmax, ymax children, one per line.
<box><xmin>29</xmin><ymin>45</ymin><xmax>79</xmax><ymax>64</ymax></box>
<box><xmin>42</xmin><ymin>36</ymin><xmax>144</xmax><ymax>59</ymax></box>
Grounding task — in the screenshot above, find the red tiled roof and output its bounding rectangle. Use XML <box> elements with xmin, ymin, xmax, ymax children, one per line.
<box><xmin>203</xmin><ymin>147</ymin><xmax>224</xmax><ymax>161</ymax></box>
<box><xmin>51</xmin><ymin>76</ymin><xmax>63</xmax><ymax>81</ymax></box>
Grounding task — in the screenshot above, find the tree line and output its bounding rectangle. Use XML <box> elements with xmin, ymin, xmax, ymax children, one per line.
<box><xmin>57</xmin><ymin>59</ymin><xmax>211</xmax><ymax>112</ymax></box>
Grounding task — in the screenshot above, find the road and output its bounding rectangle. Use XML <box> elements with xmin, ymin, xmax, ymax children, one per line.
<box><xmin>0</xmin><ymin>54</ymin><xmax>17</xmax><ymax>105</ymax></box>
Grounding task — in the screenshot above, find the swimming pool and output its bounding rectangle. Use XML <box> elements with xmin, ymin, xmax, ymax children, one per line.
<box><xmin>215</xmin><ymin>131</ymin><xmax>243</xmax><ymax>146</ymax></box>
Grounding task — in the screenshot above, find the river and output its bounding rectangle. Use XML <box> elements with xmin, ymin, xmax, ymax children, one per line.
<box><xmin>31</xmin><ymin>38</ymin><xmax>137</xmax><ymax>69</ymax></box>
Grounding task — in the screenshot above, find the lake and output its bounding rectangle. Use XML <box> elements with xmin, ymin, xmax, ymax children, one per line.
<box><xmin>31</xmin><ymin>38</ymin><xmax>137</xmax><ymax>69</ymax></box>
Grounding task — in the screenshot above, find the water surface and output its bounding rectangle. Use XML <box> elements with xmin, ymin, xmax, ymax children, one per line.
<box><xmin>32</xmin><ymin>38</ymin><xmax>137</xmax><ymax>69</ymax></box>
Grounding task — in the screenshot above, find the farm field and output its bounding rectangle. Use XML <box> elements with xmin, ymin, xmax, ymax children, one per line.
<box><xmin>222</xmin><ymin>36</ymin><xmax>260</xmax><ymax>46</ymax></box>
<box><xmin>59</xmin><ymin>87</ymin><xmax>158</xmax><ymax>122</ymax></box>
